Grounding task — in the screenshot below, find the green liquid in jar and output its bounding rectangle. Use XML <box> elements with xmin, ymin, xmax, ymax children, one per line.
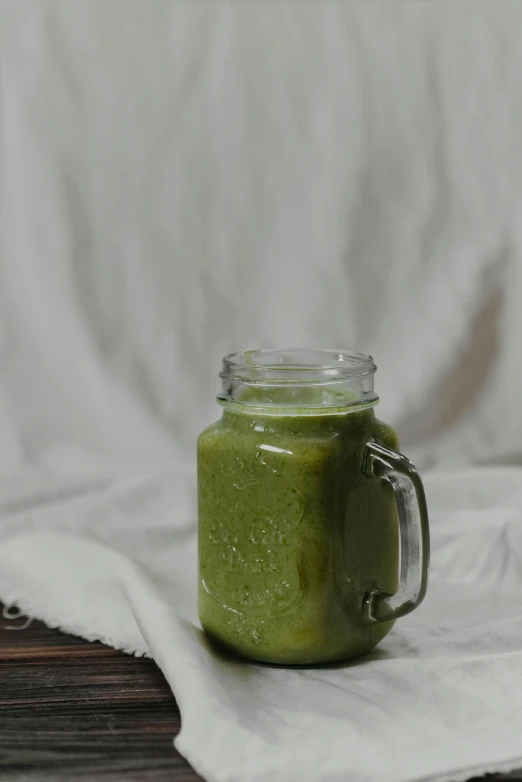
<box><xmin>198</xmin><ymin>406</ymin><xmax>400</xmax><ymax>665</ymax></box>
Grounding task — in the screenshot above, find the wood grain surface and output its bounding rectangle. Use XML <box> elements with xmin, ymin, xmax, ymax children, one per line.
<box><xmin>1</xmin><ymin>605</ymin><xmax>522</xmax><ymax>782</ymax></box>
<box><xmin>0</xmin><ymin>606</ymin><xmax>202</xmax><ymax>781</ymax></box>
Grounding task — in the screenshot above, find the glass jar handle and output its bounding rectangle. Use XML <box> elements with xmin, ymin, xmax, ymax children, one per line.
<box><xmin>361</xmin><ymin>442</ymin><xmax>430</xmax><ymax>624</ymax></box>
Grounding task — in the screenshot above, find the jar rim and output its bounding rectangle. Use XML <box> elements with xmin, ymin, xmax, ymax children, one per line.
<box><xmin>220</xmin><ymin>348</ymin><xmax>376</xmax><ymax>384</ymax></box>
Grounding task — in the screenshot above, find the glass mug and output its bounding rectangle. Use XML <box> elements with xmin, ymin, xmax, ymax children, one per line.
<box><xmin>198</xmin><ymin>349</ymin><xmax>430</xmax><ymax>665</ymax></box>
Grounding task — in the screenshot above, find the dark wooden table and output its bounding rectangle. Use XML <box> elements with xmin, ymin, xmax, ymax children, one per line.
<box><xmin>2</xmin><ymin>605</ymin><xmax>522</xmax><ymax>782</ymax></box>
<box><xmin>0</xmin><ymin>605</ymin><xmax>202</xmax><ymax>781</ymax></box>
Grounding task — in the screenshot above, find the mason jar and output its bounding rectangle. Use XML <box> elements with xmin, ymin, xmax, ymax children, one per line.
<box><xmin>198</xmin><ymin>349</ymin><xmax>429</xmax><ymax>666</ymax></box>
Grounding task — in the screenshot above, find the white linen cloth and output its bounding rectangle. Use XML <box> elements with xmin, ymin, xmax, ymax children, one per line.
<box><xmin>1</xmin><ymin>466</ymin><xmax>522</xmax><ymax>782</ymax></box>
<box><xmin>1</xmin><ymin>2</ymin><xmax>522</xmax><ymax>781</ymax></box>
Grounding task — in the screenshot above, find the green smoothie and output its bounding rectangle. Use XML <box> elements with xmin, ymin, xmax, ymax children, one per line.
<box><xmin>198</xmin><ymin>405</ymin><xmax>400</xmax><ymax>665</ymax></box>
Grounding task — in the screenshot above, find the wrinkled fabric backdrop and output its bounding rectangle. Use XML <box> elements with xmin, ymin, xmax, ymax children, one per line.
<box><xmin>1</xmin><ymin>0</ymin><xmax>522</xmax><ymax>480</ymax></box>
